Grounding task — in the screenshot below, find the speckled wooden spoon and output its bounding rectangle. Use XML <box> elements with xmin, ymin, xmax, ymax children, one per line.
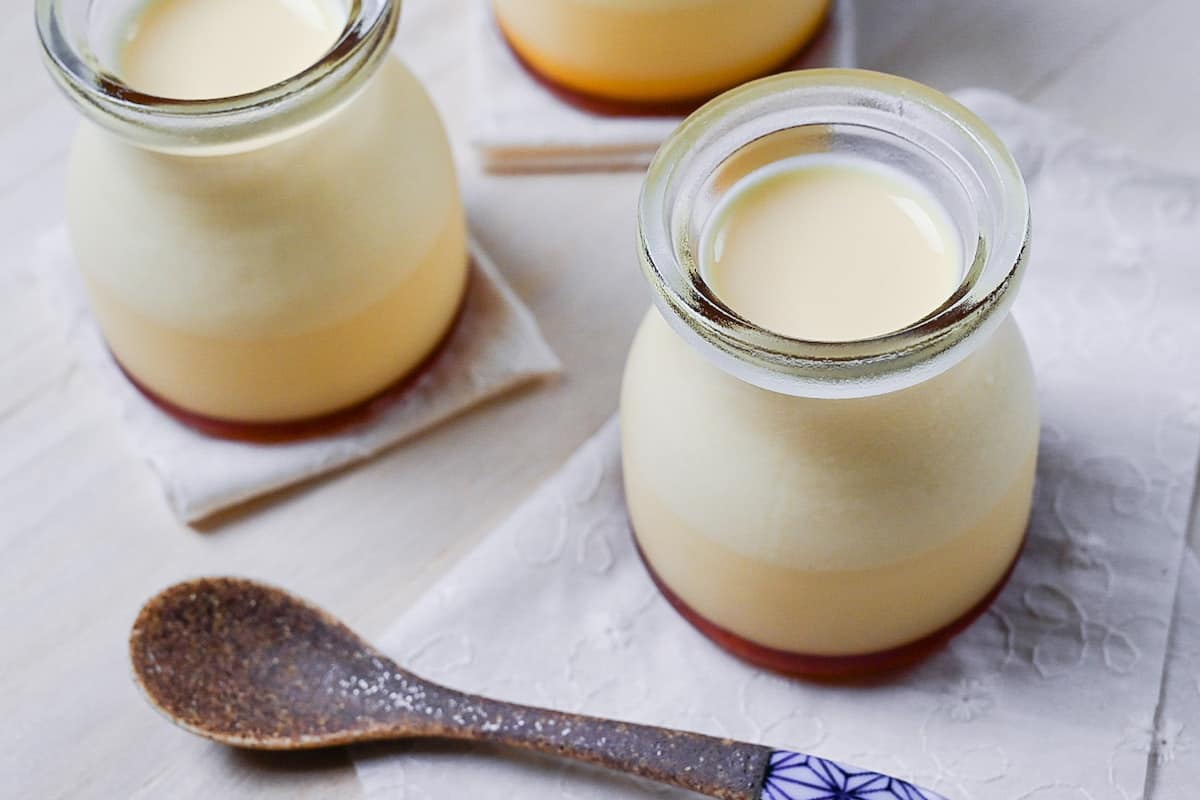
<box><xmin>130</xmin><ymin>577</ymin><xmax>949</xmax><ymax>800</ymax></box>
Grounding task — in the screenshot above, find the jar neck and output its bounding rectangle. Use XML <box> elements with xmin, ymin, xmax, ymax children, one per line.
<box><xmin>638</xmin><ymin>69</ymin><xmax>1030</xmax><ymax>400</ymax></box>
<box><xmin>36</xmin><ymin>0</ymin><xmax>399</xmax><ymax>154</ymax></box>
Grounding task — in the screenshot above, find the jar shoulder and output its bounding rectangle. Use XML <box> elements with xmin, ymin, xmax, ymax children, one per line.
<box><xmin>623</xmin><ymin>308</ymin><xmax>1037</xmax><ymax>423</ymax></box>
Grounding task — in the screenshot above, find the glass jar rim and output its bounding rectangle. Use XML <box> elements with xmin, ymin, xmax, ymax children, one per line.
<box><xmin>637</xmin><ymin>68</ymin><xmax>1031</xmax><ymax>399</ymax></box>
<box><xmin>35</xmin><ymin>0</ymin><xmax>398</xmax><ymax>152</ymax></box>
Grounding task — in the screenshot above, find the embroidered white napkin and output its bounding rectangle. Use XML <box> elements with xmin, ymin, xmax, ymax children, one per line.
<box><xmin>352</xmin><ymin>92</ymin><xmax>1200</xmax><ymax>799</ymax></box>
<box><xmin>30</xmin><ymin>229</ymin><xmax>560</xmax><ymax>522</ymax></box>
<box><xmin>471</xmin><ymin>0</ymin><xmax>857</xmax><ymax>172</ymax></box>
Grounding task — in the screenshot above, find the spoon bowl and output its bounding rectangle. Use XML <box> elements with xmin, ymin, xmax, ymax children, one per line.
<box><xmin>130</xmin><ymin>576</ymin><xmax>449</xmax><ymax>749</ymax></box>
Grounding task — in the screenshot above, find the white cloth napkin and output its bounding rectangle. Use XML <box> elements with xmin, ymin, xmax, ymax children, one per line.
<box><xmin>31</xmin><ymin>229</ymin><xmax>560</xmax><ymax>523</ymax></box>
<box><xmin>352</xmin><ymin>92</ymin><xmax>1200</xmax><ymax>799</ymax></box>
<box><xmin>471</xmin><ymin>0</ymin><xmax>857</xmax><ymax>172</ymax></box>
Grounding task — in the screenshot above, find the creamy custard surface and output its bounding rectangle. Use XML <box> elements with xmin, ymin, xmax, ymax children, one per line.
<box><xmin>703</xmin><ymin>157</ymin><xmax>962</xmax><ymax>341</ymax></box>
<box><xmin>494</xmin><ymin>0</ymin><xmax>830</xmax><ymax>103</ymax></box>
<box><xmin>121</xmin><ymin>0</ymin><xmax>342</xmax><ymax>98</ymax></box>
<box><xmin>67</xmin><ymin>0</ymin><xmax>469</xmax><ymax>423</ymax></box>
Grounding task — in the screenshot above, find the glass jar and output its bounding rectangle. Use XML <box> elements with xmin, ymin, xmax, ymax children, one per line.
<box><xmin>492</xmin><ymin>0</ymin><xmax>830</xmax><ymax>107</ymax></box>
<box><xmin>622</xmin><ymin>70</ymin><xmax>1036</xmax><ymax>676</ymax></box>
<box><xmin>36</xmin><ymin>0</ymin><xmax>468</xmax><ymax>439</ymax></box>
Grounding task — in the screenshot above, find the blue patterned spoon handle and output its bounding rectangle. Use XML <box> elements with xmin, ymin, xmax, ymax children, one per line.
<box><xmin>759</xmin><ymin>749</ymin><xmax>949</xmax><ymax>800</ymax></box>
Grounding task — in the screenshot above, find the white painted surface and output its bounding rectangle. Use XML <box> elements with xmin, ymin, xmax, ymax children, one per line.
<box><xmin>3</xmin><ymin>0</ymin><xmax>1198</xmax><ymax>796</ymax></box>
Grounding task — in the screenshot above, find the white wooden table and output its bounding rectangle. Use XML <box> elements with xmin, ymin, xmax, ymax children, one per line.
<box><xmin>3</xmin><ymin>1</ymin><xmax>1198</xmax><ymax>796</ymax></box>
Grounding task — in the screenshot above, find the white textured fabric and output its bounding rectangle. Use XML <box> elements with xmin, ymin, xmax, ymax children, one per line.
<box><xmin>31</xmin><ymin>229</ymin><xmax>560</xmax><ymax>522</ymax></box>
<box><xmin>352</xmin><ymin>93</ymin><xmax>1200</xmax><ymax>799</ymax></box>
<box><xmin>1151</xmin><ymin>547</ymin><xmax>1200</xmax><ymax>795</ymax></box>
<box><xmin>471</xmin><ymin>0</ymin><xmax>857</xmax><ymax>172</ymax></box>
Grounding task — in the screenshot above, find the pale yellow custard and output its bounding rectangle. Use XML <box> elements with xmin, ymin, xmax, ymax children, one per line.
<box><xmin>704</xmin><ymin>157</ymin><xmax>962</xmax><ymax>341</ymax></box>
<box><xmin>493</xmin><ymin>0</ymin><xmax>830</xmax><ymax>103</ymax></box>
<box><xmin>120</xmin><ymin>0</ymin><xmax>341</xmax><ymax>99</ymax></box>
<box><xmin>66</xmin><ymin>0</ymin><xmax>468</xmax><ymax>423</ymax></box>
<box><xmin>622</xmin><ymin>157</ymin><xmax>1038</xmax><ymax>658</ymax></box>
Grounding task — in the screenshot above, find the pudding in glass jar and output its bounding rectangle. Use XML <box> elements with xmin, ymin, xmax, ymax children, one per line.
<box><xmin>622</xmin><ymin>70</ymin><xmax>1037</xmax><ymax>675</ymax></box>
<box><xmin>38</xmin><ymin>0</ymin><xmax>469</xmax><ymax>436</ymax></box>
<box><xmin>493</xmin><ymin>0</ymin><xmax>831</xmax><ymax>106</ymax></box>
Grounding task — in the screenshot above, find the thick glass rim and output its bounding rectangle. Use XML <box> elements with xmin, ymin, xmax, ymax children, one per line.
<box><xmin>35</xmin><ymin>0</ymin><xmax>398</xmax><ymax>152</ymax></box>
<box><xmin>637</xmin><ymin>68</ymin><xmax>1031</xmax><ymax>399</ymax></box>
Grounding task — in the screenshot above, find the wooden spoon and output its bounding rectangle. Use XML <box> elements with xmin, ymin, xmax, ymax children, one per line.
<box><xmin>130</xmin><ymin>577</ymin><xmax>949</xmax><ymax>800</ymax></box>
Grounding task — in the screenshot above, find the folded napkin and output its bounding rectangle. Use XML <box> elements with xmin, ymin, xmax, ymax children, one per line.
<box><xmin>31</xmin><ymin>229</ymin><xmax>560</xmax><ymax>523</ymax></box>
<box><xmin>352</xmin><ymin>92</ymin><xmax>1200</xmax><ymax>799</ymax></box>
<box><xmin>471</xmin><ymin>0</ymin><xmax>857</xmax><ymax>172</ymax></box>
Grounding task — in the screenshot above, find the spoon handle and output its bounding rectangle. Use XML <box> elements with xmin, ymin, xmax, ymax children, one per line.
<box><xmin>430</xmin><ymin>692</ymin><xmax>949</xmax><ymax>800</ymax></box>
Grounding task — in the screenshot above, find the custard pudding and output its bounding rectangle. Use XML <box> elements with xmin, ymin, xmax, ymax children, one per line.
<box><xmin>623</xmin><ymin>77</ymin><xmax>1037</xmax><ymax>674</ymax></box>
<box><xmin>64</xmin><ymin>0</ymin><xmax>469</xmax><ymax>425</ymax></box>
<box><xmin>493</xmin><ymin>0</ymin><xmax>830</xmax><ymax>104</ymax></box>
<box><xmin>624</xmin><ymin>312</ymin><xmax>1037</xmax><ymax>656</ymax></box>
